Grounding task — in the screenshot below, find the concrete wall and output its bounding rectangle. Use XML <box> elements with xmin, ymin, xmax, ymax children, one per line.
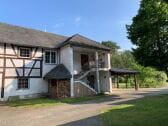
<box><xmin>4</xmin><ymin>78</ymin><xmax>48</xmax><ymax>99</ymax></box>
<box><xmin>73</xmin><ymin>52</ymin><xmax>81</xmax><ymax>74</ymax></box>
<box><xmin>99</xmin><ymin>71</ymin><xmax>112</xmax><ymax>93</ymax></box>
<box><xmin>98</xmin><ymin>51</ymin><xmax>111</xmax><ymax>69</ymax></box>
<box><xmin>60</xmin><ymin>45</ymin><xmax>74</xmax><ymax>97</ymax></box>
<box><xmin>107</xmin><ymin>53</ymin><xmax>111</xmax><ymax>69</ymax></box>
<box><xmin>60</xmin><ymin>45</ymin><xmax>73</xmax><ymax>73</ymax></box>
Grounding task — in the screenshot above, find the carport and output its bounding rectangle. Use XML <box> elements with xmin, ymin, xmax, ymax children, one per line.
<box><xmin>110</xmin><ymin>68</ymin><xmax>140</xmax><ymax>90</ymax></box>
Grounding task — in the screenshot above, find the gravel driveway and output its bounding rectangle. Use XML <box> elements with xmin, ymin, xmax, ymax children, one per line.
<box><xmin>0</xmin><ymin>87</ymin><xmax>168</xmax><ymax>126</ymax></box>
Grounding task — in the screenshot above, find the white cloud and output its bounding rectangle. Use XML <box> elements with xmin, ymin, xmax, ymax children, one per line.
<box><xmin>74</xmin><ymin>16</ymin><xmax>82</xmax><ymax>27</ymax></box>
<box><xmin>74</xmin><ymin>16</ymin><xmax>81</xmax><ymax>23</ymax></box>
<box><xmin>53</xmin><ymin>23</ymin><xmax>64</xmax><ymax>29</ymax></box>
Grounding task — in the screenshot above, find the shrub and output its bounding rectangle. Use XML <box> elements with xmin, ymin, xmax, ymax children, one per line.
<box><xmin>132</xmin><ymin>63</ymin><xmax>167</xmax><ymax>88</ymax></box>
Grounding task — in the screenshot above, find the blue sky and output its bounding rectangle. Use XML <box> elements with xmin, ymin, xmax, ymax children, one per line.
<box><xmin>0</xmin><ymin>0</ymin><xmax>140</xmax><ymax>50</ymax></box>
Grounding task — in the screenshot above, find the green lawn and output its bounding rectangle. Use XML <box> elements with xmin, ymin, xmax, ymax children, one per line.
<box><xmin>5</xmin><ymin>95</ymin><xmax>106</xmax><ymax>108</ymax></box>
<box><xmin>117</xmin><ymin>83</ymin><xmax>134</xmax><ymax>89</ymax></box>
<box><xmin>101</xmin><ymin>94</ymin><xmax>168</xmax><ymax>126</ymax></box>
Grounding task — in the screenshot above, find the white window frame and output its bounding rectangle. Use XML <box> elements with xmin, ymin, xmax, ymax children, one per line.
<box><xmin>19</xmin><ymin>47</ymin><xmax>31</xmax><ymax>58</ymax></box>
<box><xmin>44</xmin><ymin>50</ymin><xmax>57</xmax><ymax>64</ymax></box>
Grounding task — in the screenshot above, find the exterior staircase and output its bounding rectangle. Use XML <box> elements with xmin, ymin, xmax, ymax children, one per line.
<box><xmin>74</xmin><ymin>68</ymin><xmax>98</xmax><ymax>96</ymax></box>
<box><xmin>74</xmin><ymin>80</ymin><xmax>97</xmax><ymax>97</ymax></box>
<box><xmin>75</xmin><ymin>80</ymin><xmax>97</xmax><ymax>94</ymax></box>
<box><xmin>74</xmin><ymin>68</ymin><xmax>96</xmax><ymax>80</ymax></box>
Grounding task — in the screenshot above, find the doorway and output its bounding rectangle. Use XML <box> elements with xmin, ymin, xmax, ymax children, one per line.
<box><xmin>81</xmin><ymin>54</ymin><xmax>89</xmax><ymax>70</ymax></box>
<box><xmin>48</xmin><ymin>80</ymin><xmax>70</xmax><ymax>98</ymax></box>
<box><xmin>87</xmin><ymin>75</ymin><xmax>95</xmax><ymax>88</ymax></box>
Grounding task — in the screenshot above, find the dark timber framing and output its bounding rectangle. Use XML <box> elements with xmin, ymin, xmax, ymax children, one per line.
<box><xmin>1</xmin><ymin>43</ymin><xmax>6</xmax><ymax>98</ymax></box>
<box><xmin>0</xmin><ymin>44</ymin><xmax>44</xmax><ymax>98</ymax></box>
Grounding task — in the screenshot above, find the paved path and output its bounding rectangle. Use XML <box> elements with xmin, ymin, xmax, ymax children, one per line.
<box><xmin>0</xmin><ymin>87</ymin><xmax>168</xmax><ymax>126</ymax></box>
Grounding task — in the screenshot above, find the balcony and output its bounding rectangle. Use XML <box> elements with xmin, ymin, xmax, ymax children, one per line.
<box><xmin>73</xmin><ymin>47</ymin><xmax>110</xmax><ymax>74</ymax></box>
<box><xmin>89</xmin><ymin>61</ymin><xmax>106</xmax><ymax>69</ymax></box>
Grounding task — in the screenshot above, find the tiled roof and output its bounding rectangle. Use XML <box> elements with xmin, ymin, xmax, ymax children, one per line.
<box><xmin>0</xmin><ymin>22</ymin><xmax>111</xmax><ymax>51</ymax></box>
<box><xmin>43</xmin><ymin>64</ymin><xmax>72</xmax><ymax>80</ymax></box>
<box><xmin>0</xmin><ymin>22</ymin><xmax>68</xmax><ymax>48</ymax></box>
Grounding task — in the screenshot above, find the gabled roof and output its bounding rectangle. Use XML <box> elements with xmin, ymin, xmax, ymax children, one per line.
<box><xmin>56</xmin><ymin>34</ymin><xmax>111</xmax><ymax>51</ymax></box>
<box><xmin>0</xmin><ymin>22</ymin><xmax>110</xmax><ymax>51</ymax></box>
<box><xmin>0</xmin><ymin>22</ymin><xmax>68</xmax><ymax>48</ymax></box>
<box><xmin>43</xmin><ymin>64</ymin><xmax>72</xmax><ymax>80</ymax></box>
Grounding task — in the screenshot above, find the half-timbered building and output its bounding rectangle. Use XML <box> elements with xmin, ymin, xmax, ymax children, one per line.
<box><xmin>0</xmin><ymin>22</ymin><xmax>112</xmax><ymax>101</ymax></box>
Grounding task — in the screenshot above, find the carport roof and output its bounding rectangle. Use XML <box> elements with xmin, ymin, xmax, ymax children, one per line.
<box><xmin>110</xmin><ymin>68</ymin><xmax>139</xmax><ymax>75</ymax></box>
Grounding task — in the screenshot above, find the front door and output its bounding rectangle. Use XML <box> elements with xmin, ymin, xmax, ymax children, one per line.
<box><xmin>81</xmin><ymin>54</ymin><xmax>89</xmax><ymax>70</ymax></box>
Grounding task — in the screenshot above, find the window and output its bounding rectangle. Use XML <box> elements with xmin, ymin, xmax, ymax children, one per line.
<box><xmin>45</xmin><ymin>51</ymin><xmax>50</xmax><ymax>63</ymax></box>
<box><xmin>18</xmin><ymin>78</ymin><xmax>29</xmax><ymax>89</ymax></box>
<box><xmin>19</xmin><ymin>48</ymin><xmax>31</xmax><ymax>58</ymax></box>
<box><xmin>45</xmin><ymin>51</ymin><xmax>57</xmax><ymax>64</ymax></box>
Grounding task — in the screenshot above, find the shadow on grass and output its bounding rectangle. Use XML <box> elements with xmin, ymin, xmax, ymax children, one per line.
<box><xmin>45</xmin><ymin>94</ymin><xmax>168</xmax><ymax>126</ymax></box>
<box><xmin>101</xmin><ymin>94</ymin><xmax>168</xmax><ymax>126</ymax></box>
<box><xmin>3</xmin><ymin>94</ymin><xmax>121</xmax><ymax>108</ymax></box>
<box><xmin>57</xmin><ymin>115</ymin><xmax>103</xmax><ymax>126</ymax></box>
<box><xmin>3</xmin><ymin>88</ymin><xmax>168</xmax><ymax>108</ymax></box>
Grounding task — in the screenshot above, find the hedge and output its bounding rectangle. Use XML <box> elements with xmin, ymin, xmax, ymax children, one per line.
<box><xmin>132</xmin><ymin>63</ymin><xmax>167</xmax><ymax>88</ymax></box>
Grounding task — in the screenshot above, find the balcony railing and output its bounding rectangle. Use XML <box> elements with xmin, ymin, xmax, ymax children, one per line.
<box><xmin>89</xmin><ymin>61</ymin><xmax>106</xmax><ymax>68</ymax></box>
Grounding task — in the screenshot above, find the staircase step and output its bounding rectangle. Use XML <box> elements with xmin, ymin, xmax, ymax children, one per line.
<box><xmin>75</xmin><ymin>80</ymin><xmax>97</xmax><ymax>94</ymax></box>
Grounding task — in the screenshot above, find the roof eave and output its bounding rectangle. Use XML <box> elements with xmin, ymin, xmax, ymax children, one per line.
<box><xmin>70</xmin><ymin>42</ymin><xmax>111</xmax><ymax>51</ymax></box>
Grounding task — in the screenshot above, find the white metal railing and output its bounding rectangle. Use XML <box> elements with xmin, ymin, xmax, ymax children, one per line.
<box><xmin>77</xmin><ymin>68</ymin><xmax>96</xmax><ymax>80</ymax></box>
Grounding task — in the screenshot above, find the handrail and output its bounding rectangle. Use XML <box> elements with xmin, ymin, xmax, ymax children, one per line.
<box><xmin>75</xmin><ymin>80</ymin><xmax>97</xmax><ymax>94</ymax></box>
<box><xmin>77</xmin><ymin>68</ymin><xmax>96</xmax><ymax>80</ymax></box>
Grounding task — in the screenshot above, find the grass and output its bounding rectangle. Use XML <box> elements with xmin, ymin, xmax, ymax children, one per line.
<box><xmin>5</xmin><ymin>94</ymin><xmax>106</xmax><ymax>108</ymax></box>
<box><xmin>117</xmin><ymin>83</ymin><xmax>134</xmax><ymax>89</ymax></box>
<box><xmin>101</xmin><ymin>94</ymin><xmax>168</xmax><ymax>126</ymax></box>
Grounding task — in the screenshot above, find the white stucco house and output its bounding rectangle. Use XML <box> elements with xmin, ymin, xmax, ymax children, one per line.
<box><xmin>0</xmin><ymin>22</ymin><xmax>112</xmax><ymax>101</ymax></box>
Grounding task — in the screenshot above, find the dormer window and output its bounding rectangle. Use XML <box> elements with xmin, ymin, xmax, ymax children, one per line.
<box><xmin>19</xmin><ymin>47</ymin><xmax>31</xmax><ymax>58</ymax></box>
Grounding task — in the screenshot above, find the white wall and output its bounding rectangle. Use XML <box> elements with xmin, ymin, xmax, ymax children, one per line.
<box><xmin>73</xmin><ymin>52</ymin><xmax>81</xmax><ymax>74</ymax></box>
<box><xmin>73</xmin><ymin>51</ymin><xmax>95</xmax><ymax>74</ymax></box>
<box><xmin>107</xmin><ymin>53</ymin><xmax>111</xmax><ymax>69</ymax></box>
<box><xmin>1</xmin><ymin>45</ymin><xmax>60</xmax><ymax>100</ymax></box>
<box><xmin>4</xmin><ymin>78</ymin><xmax>48</xmax><ymax>98</ymax></box>
<box><xmin>99</xmin><ymin>51</ymin><xmax>111</xmax><ymax>68</ymax></box>
<box><xmin>99</xmin><ymin>71</ymin><xmax>112</xmax><ymax>93</ymax></box>
<box><xmin>60</xmin><ymin>45</ymin><xmax>74</xmax><ymax>97</ymax></box>
<box><xmin>0</xmin><ymin>73</ymin><xmax>2</xmax><ymax>98</ymax></box>
<box><xmin>60</xmin><ymin>45</ymin><xmax>73</xmax><ymax>74</ymax></box>
<box><xmin>43</xmin><ymin>48</ymin><xmax>60</xmax><ymax>76</ymax></box>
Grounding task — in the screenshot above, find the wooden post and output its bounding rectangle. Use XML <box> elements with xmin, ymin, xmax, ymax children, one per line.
<box><xmin>117</xmin><ymin>74</ymin><xmax>119</xmax><ymax>88</ymax></box>
<box><xmin>126</xmin><ymin>75</ymin><xmax>128</xmax><ymax>88</ymax></box>
<box><xmin>134</xmin><ymin>74</ymin><xmax>139</xmax><ymax>90</ymax></box>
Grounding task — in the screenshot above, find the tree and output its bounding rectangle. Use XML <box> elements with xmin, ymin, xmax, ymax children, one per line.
<box><xmin>127</xmin><ymin>0</ymin><xmax>168</xmax><ymax>74</ymax></box>
<box><xmin>101</xmin><ymin>41</ymin><xmax>135</xmax><ymax>68</ymax></box>
<box><xmin>102</xmin><ymin>41</ymin><xmax>120</xmax><ymax>53</ymax></box>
